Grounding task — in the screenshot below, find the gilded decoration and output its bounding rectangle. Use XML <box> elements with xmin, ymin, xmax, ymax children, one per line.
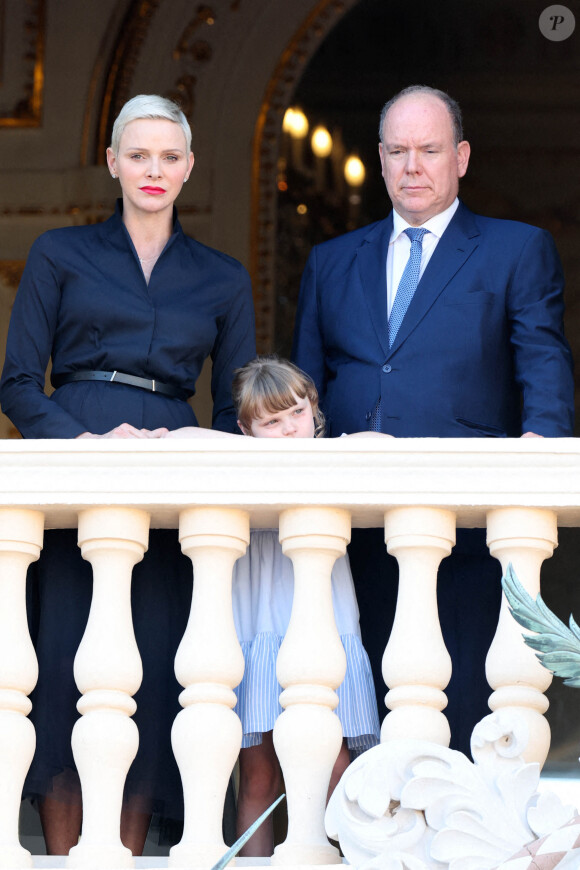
<box><xmin>166</xmin><ymin>4</ymin><xmax>218</xmax><ymax>117</ymax></box>
<box><xmin>0</xmin><ymin>260</ymin><xmax>25</xmax><ymax>294</ymax></box>
<box><xmin>0</xmin><ymin>0</ymin><xmax>45</xmax><ymax>126</ymax></box>
<box><xmin>95</xmin><ymin>0</ymin><xmax>162</xmax><ymax>161</ymax></box>
<box><xmin>94</xmin><ymin>1</ymin><xmax>240</xmax><ymax>163</ymax></box>
<box><xmin>250</xmin><ymin>0</ymin><xmax>359</xmax><ymax>352</ymax></box>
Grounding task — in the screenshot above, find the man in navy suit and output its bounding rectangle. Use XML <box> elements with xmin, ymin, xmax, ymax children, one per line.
<box><xmin>292</xmin><ymin>85</ymin><xmax>574</xmax><ymax>755</ymax></box>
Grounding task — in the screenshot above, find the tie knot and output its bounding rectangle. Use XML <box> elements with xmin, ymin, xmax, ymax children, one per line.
<box><xmin>404</xmin><ymin>227</ymin><xmax>428</xmax><ymax>244</ymax></box>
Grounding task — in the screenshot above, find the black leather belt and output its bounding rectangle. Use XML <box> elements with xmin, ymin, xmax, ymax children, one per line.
<box><xmin>52</xmin><ymin>370</ymin><xmax>191</xmax><ymax>401</ymax></box>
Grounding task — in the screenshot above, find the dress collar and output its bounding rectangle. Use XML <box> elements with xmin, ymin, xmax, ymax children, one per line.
<box><xmin>103</xmin><ymin>198</ymin><xmax>183</xmax><ymax>249</ymax></box>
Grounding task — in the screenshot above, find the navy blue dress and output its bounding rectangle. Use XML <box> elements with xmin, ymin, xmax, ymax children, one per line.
<box><xmin>0</xmin><ymin>202</ymin><xmax>256</xmax><ymax>820</ymax></box>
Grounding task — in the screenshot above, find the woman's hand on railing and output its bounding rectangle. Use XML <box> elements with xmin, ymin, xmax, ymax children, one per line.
<box><xmin>76</xmin><ymin>423</ymin><xmax>169</xmax><ymax>439</ymax></box>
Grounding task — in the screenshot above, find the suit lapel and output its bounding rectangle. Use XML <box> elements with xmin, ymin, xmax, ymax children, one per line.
<box><xmin>387</xmin><ymin>203</ymin><xmax>481</xmax><ymax>357</ymax></box>
<box><xmin>355</xmin><ymin>216</ymin><xmax>392</xmax><ymax>357</ymax></box>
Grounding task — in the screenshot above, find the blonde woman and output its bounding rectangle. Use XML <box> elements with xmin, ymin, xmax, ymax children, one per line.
<box><xmin>0</xmin><ymin>94</ymin><xmax>255</xmax><ymax>855</ymax></box>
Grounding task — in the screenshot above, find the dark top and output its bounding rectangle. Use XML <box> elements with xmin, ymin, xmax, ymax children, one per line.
<box><xmin>0</xmin><ymin>201</ymin><xmax>256</xmax><ymax>436</ymax></box>
<box><xmin>0</xmin><ymin>202</ymin><xmax>256</xmax><ymax>820</ymax></box>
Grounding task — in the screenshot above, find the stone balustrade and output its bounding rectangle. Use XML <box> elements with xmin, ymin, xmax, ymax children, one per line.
<box><xmin>0</xmin><ymin>437</ymin><xmax>578</xmax><ymax>870</ymax></box>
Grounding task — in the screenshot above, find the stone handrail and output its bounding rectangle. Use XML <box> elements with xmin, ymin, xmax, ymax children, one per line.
<box><xmin>0</xmin><ymin>437</ymin><xmax>578</xmax><ymax>869</ymax></box>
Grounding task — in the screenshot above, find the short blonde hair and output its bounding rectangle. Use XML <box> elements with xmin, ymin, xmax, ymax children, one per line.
<box><xmin>233</xmin><ymin>355</ymin><xmax>325</xmax><ymax>437</ymax></box>
<box><xmin>110</xmin><ymin>94</ymin><xmax>192</xmax><ymax>155</ymax></box>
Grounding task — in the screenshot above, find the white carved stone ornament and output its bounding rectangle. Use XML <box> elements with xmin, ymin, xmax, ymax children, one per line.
<box><xmin>325</xmin><ymin>710</ymin><xmax>578</xmax><ymax>870</ymax></box>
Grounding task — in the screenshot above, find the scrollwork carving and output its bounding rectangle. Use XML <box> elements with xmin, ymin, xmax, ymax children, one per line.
<box><xmin>167</xmin><ymin>5</ymin><xmax>221</xmax><ymax>122</ymax></box>
<box><xmin>94</xmin><ymin>1</ymin><xmax>240</xmax><ymax>163</ymax></box>
<box><xmin>173</xmin><ymin>6</ymin><xmax>217</xmax><ymax>59</ymax></box>
<box><xmin>326</xmin><ymin>711</ymin><xmax>578</xmax><ymax>870</ymax></box>
<box><xmin>96</xmin><ymin>0</ymin><xmax>161</xmax><ymax>160</ymax></box>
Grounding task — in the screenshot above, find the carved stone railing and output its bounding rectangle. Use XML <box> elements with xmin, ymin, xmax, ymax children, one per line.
<box><xmin>0</xmin><ymin>438</ymin><xmax>578</xmax><ymax>870</ymax></box>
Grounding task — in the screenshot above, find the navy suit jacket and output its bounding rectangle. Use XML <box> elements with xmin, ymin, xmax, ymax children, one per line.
<box><xmin>292</xmin><ymin>202</ymin><xmax>574</xmax><ymax>438</ymax></box>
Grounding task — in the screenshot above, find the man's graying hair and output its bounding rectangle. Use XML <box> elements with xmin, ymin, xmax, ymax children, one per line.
<box><xmin>379</xmin><ymin>85</ymin><xmax>464</xmax><ymax>148</ymax></box>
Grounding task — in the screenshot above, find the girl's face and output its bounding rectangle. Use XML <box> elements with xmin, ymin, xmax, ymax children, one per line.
<box><xmin>242</xmin><ymin>394</ymin><xmax>316</xmax><ymax>439</ymax></box>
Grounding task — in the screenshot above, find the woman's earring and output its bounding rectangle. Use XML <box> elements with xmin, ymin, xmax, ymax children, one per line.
<box><xmin>111</xmin><ymin>173</ymin><xmax>117</xmax><ymax>179</ymax></box>
<box><xmin>183</xmin><ymin>176</ymin><xmax>189</xmax><ymax>182</ymax></box>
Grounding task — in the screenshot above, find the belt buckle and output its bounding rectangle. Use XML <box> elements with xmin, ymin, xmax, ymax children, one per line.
<box><xmin>152</xmin><ymin>379</ymin><xmax>156</xmax><ymax>392</ymax></box>
<box><xmin>110</xmin><ymin>371</ymin><xmax>117</xmax><ymax>382</ymax></box>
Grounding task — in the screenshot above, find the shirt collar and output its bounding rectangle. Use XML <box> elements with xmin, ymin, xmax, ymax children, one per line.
<box><xmin>391</xmin><ymin>197</ymin><xmax>459</xmax><ymax>242</ymax></box>
<box><xmin>105</xmin><ymin>198</ymin><xmax>183</xmax><ymax>248</ymax></box>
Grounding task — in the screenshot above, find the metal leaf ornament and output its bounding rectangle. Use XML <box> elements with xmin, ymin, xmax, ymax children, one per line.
<box><xmin>502</xmin><ymin>562</ymin><xmax>580</xmax><ymax>688</ymax></box>
<box><xmin>209</xmin><ymin>794</ymin><xmax>285</xmax><ymax>870</ymax></box>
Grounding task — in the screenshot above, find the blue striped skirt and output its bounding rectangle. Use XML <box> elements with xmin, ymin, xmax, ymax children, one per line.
<box><xmin>232</xmin><ymin>530</ymin><xmax>380</xmax><ymax>751</ymax></box>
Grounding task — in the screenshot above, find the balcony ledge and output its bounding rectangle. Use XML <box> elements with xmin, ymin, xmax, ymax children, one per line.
<box><xmin>0</xmin><ymin>436</ymin><xmax>578</xmax><ymax>529</ymax></box>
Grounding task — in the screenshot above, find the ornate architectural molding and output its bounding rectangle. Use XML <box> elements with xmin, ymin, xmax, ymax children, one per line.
<box><xmin>95</xmin><ymin>0</ymin><xmax>162</xmax><ymax>162</ymax></box>
<box><xmin>0</xmin><ymin>261</ymin><xmax>25</xmax><ymax>294</ymax></box>
<box><xmin>0</xmin><ymin>0</ymin><xmax>45</xmax><ymax>127</ymax></box>
<box><xmin>250</xmin><ymin>0</ymin><xmax>359</xmax><ymax>351</ymax></box>
<box><xmin>326</xmin><ymin>710</ymin><xmax>579</xmax><ymax>870</ymax></box>
<box><xmin>165</xmin><ymin>4</ymin><xmax>217</xmax><ymax>118</ymax></box>
<box><xmin>90</xmin><ymin>0</ymin><xmax>241</xmax><ymax>165</ymax></box>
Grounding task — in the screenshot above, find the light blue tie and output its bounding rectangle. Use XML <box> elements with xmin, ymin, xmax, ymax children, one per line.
<box><xmin>368</xmin><ymin>226</ymin><xmax>429</xmax><ymax>431</ymax></box>
<box><xmin>388</xmin><ymin>227</ymin><xmax>429</xmax><ymax>347</ymax></box>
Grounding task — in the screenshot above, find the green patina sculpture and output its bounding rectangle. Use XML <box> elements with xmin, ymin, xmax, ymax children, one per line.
<box><xmin>502</xmin><ymin>563</ymin><xmax>580</xmax><ymax>687</ymax></box>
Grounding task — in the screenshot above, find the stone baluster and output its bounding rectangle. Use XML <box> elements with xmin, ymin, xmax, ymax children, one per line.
<box><xmin>67</xmin><ymin>507</ymin><xmax>150</xmax><ymax>870</ymax></box>
<box><xmin>272</xmin><ymin>506</ymin><xmax>350</xmax><ymax>866</ymax></box>
<box><xmin>381</xmin><ymin>507</ymin><xmax>456</xmax><ymax>746</ymax></box>
<box><xmin>486</xmin><ymin>507</ymin><xmax>558</xmax><ymax>766</ymax></box>
<box><xmin>169</xmin><ymin>507</ymin><xmax>249</xmax><ymax>869</ymax></box>
<box><xmin>0</xmin><ymin>509</ymin><xmax>44</xmax><ymax>870</ymax></box>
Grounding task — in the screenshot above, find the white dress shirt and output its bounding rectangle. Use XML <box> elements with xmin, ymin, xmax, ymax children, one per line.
<box><xmin>386</xmin><ymin>198</ymin><xmax>459</xmax><ymax>318</ymax></box>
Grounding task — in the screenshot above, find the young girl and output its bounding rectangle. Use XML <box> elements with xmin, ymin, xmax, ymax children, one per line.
<box><xmin>165</xmin><ymin>355</ymin><xmax>383</xmax><ymax>855</ymax></box>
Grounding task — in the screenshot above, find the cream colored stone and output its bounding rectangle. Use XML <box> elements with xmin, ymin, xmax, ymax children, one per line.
<box><xmin>169</xmin><ymin>507</ymin><xmax>249</xmax><ymax>869</ymax></box>
<box><xmin>272</xmin><ymin>506</ymin><xmax>350</xmax><ymax>866</ymax></box>
<box><xmin>0</xmin><ymin>439</ymin><xmax>576</xmax><ymax>868</ymax></box>
<box><xmin>67</xmin><ymin>507</ymin><xmax>150</xmax><ymax>870</ymax></box>
<box><xmin>486</xmin><ymin>508</ymin><xmax>558</xmax><ymax>766</ymax></box>
<box><xmin>0</xmin><ymin>509</ymin><xmax>43</xmax><ymax>869</ymax></box>
<box><xmin>381</xmin><ymin>507</ymin><xmax>455</xmax><ymax>746</ymax></box>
